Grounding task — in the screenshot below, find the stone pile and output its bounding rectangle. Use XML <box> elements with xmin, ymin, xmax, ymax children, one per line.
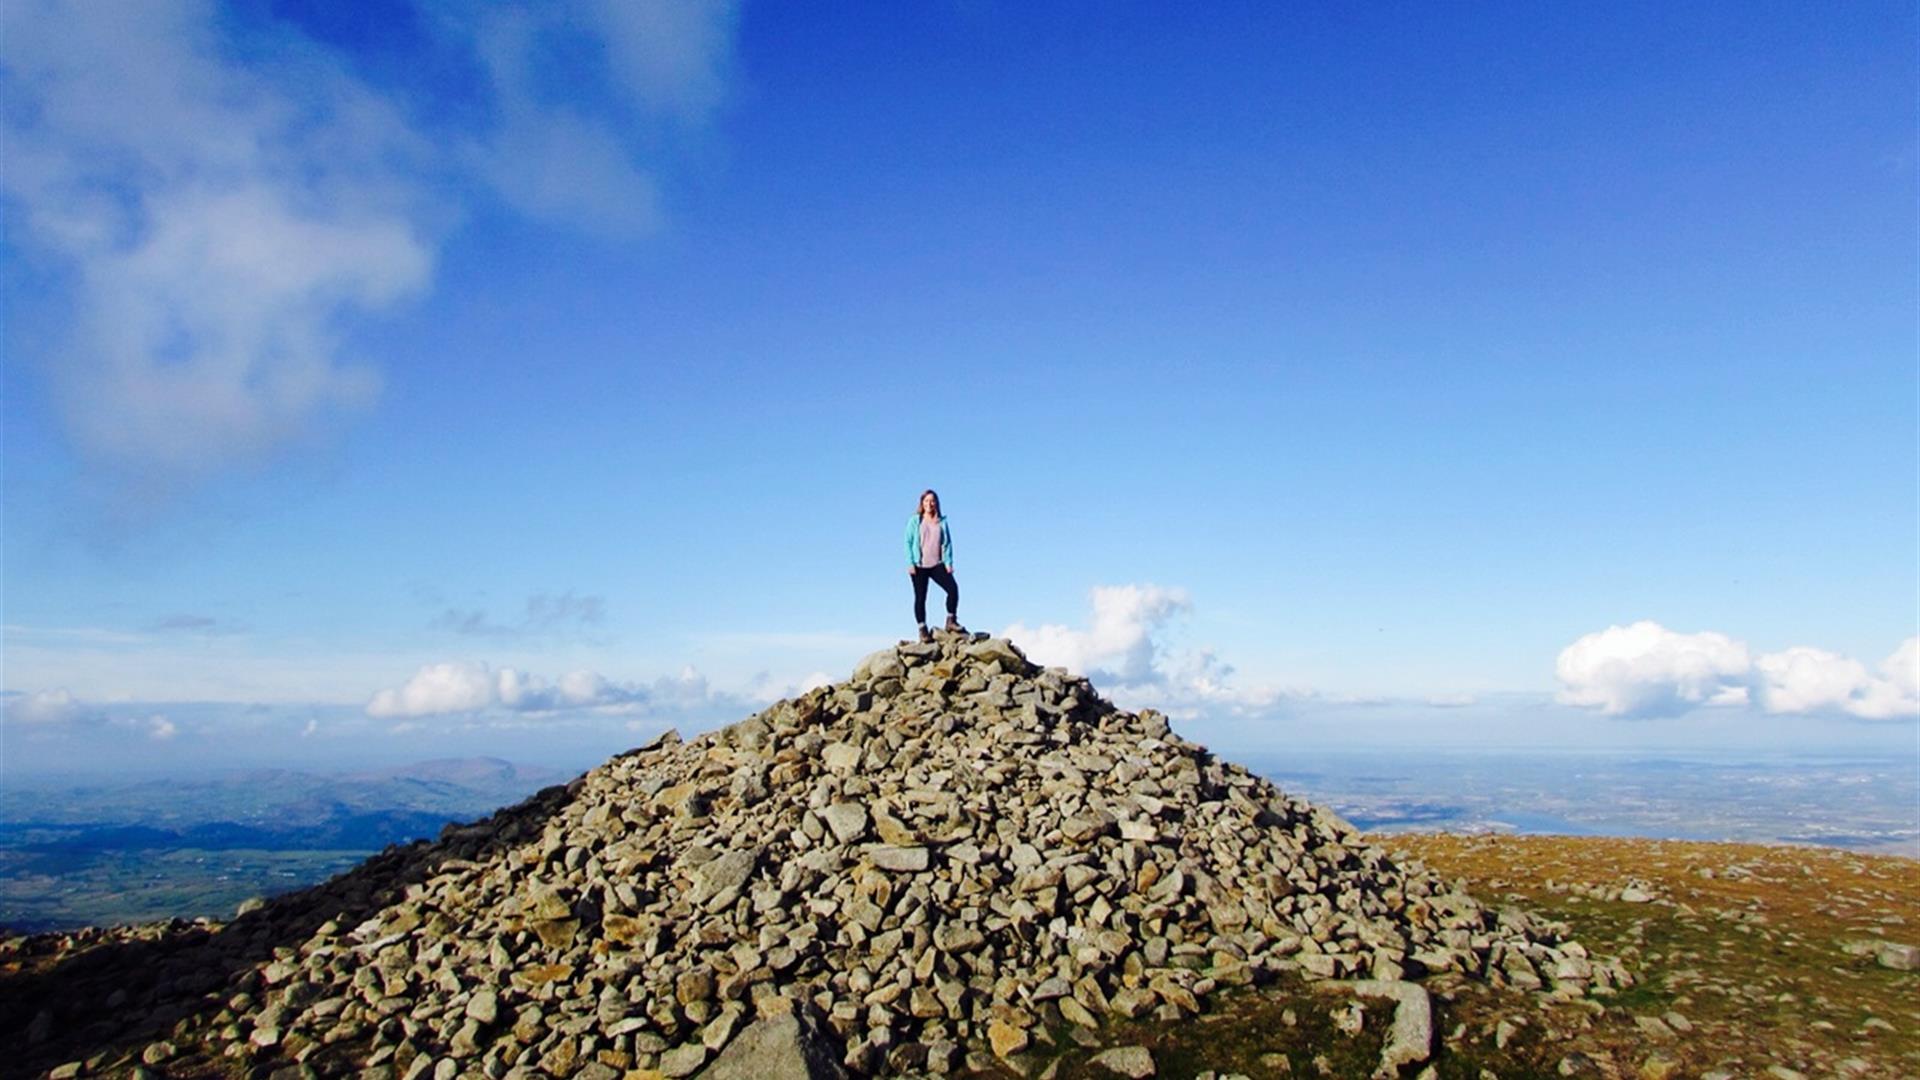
<box><xmin>11</xmin><ymin>634</ymin><xmax>1625</xmax><ymax>1079</ymax></box>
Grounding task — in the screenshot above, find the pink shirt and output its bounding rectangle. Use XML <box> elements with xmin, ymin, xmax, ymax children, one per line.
<box><xmin>920</xmin><ymin>517</ymin><xmax>943</xmax><ymax>567</ymax></box>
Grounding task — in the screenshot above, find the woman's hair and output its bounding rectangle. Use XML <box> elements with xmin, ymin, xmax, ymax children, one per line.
<box><xmin>917</xmin><ymin>489</ymin><xmax>941</xmax><ymax>517</ymax></box>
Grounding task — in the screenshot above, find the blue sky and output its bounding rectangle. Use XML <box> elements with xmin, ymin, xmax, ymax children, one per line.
<box><xmin>3</xmin><ymin>1</ymin><xmax>1915</xmax><ymax>775</ymax></box>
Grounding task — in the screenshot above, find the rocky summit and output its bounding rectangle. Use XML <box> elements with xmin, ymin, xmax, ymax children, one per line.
<box><xmin>2</xmin><ymin>633</ymin><xmax>1625</xmax><ymax>1080</ymax></box>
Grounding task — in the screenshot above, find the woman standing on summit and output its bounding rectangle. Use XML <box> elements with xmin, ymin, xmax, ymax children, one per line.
<box><xmin>906</xmin><ymin>489</ymin><xmax>963</xmax><ymax>642</ymax></box>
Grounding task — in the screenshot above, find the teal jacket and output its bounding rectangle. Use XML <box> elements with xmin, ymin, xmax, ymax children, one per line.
<box><xmin>905</xmin><ymin>514</ymin><xmax>954</xmax><ymax>571</ymax></box>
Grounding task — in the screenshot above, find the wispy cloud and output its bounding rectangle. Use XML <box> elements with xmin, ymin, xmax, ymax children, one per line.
<box><xmin>146</xmin><ymin>613</ymin><xmax>244</xmax><ymax>636</ymax></box>
<box><xmin>446</xmin><ymin>0</ymin><xmax>739</xmax><ymax>234</ymax></box>
<box><xmin>2</xmin><ymin>0</ymin><xmax>742</xmax><ymax>509</ymax></box>
<box><xmin>2</xmin><ymin>0</ymin><xmax>429</xmax><ymax>507</ymax></box>
<box><xmin>1556</xmin><ymin>621</ymin><xmax>1919</xmax><ymax>721</ymax></box>
<box><xmin>431</xmin><ymin>591</ymin><xmax>607</xmax><ymax>639</ymax></box>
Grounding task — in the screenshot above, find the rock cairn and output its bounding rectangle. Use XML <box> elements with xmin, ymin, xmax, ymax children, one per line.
<box><xmin>8</xmin><ymin>634</ymin><xmax>1625</xmax><ymax>1079</ymax></box>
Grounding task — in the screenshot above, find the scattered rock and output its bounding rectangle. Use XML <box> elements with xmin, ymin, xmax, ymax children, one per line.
<box><xmin>659</xmin><ymin>1041</ymin><xmax>708</xmax><ymax>1077</ymax></box>
<box><xmin>0</xmin><ymin>633</ymin><xmax>1604</xmax><ymax>1079</ymax></box>
<box><xmin>1089</xmin><ymin>1045</ymin><xmax>1156</xmax><ymax>1078</ymax></box>
<box><xmin>698</xmin><ymin>1011</ymin><xmax>848</xmax><ymax>1080</ymax></box>
<box><xmin>867</xmin><ymin>845</ymin><xmax>929</xmax><ymax>873</ymax></box>
<box><xmin>1318</xmin><ymin>981</ymin><xmax>1432</xmax><ymax>1076</ymax></box>
<box><xmin>987</xmin><ymin>1019</ymin><xmax>1030</xmax><ymax>1059</ymax></box>
<box><xmin>1874</xmin><ymin>942</ymin><xmax>1919</xmax><ymax>970</ymax></box>
<box><xmin>1638</xmin><ymin>1057</ymin><xmax>1681</xmax><ymax>1080</ymax></box>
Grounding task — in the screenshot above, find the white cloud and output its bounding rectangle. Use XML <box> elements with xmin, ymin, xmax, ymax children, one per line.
<box><xmin>3</xmin><ymin>0</ymin><xmax>741</xmax><ymax>504</ymax></box>
<box><xmin>1003</xmin><ymin>584</ymin><xmax>1283</xmax><ymax>716</ymax></box>
<box><xmin>2</xmin><ymin>690</ymin><xmax>177</xmax><ymax>741</ymax></box>
<box><xmin>1556</xmin><ymin>621</ymin><xmax>1918</xmax><ymax>721</ymax></box>
<box><xmin>367</xmin><ymin>661</ymin><xmax>497</xmax><ymax>718</ymax></box>
<box><xmin>494</xmin><ymin>666</ymin><xmax>644</xmax><ymax>712</ymax></box>
<box><xmin>3</xmin><ymin>0</ymin><xmax>430</xmax><ymax>497</ymax></box>
<box><xmin>1554</xmin><ymin>621</ymin><xmax>1751</xmax><ymax>718</ymax></box>
<box><xmin>3</xmin><ymin>687</ymin><xmax>91</xmax><ymax>726</ymax></box>
<box><xmin>365</xmin><ymin>660</ymin><xmax>734</xmax><ymax>720</ymax></box>
<box><xmin>1005</xmin><ymin>584</ymin><xmax>1194</xmax><ymax>685</ymax></box>
<box><xmin>1753</xmin><ymin>639</ymin><xmax>1920</xmax><ymax>720</ymax></box>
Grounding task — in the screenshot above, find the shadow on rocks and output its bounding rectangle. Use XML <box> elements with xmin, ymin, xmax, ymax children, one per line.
<box><xmin>0</xmin><ymin>778</ymin><xmax>583</xmax><ymax>1080</ymax></box>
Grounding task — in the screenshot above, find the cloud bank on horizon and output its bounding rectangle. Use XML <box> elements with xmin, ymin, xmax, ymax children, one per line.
<box><xmin>10</xmin><ymin>590</ymin><xmax>1916</xmax><ymax>753</ymax></box>
<box><xmin>363</xmin><ymin>660</ymin><xmax>733</xmax><ymax>722</ymax></box>
<box><xmin>1555</xmin><ymin>620</ymin><xmax>1919</xmax><ymax>721</ymax></box>
<box><xmin>0</xmin><ymin>0</ymin><xmax>739</xmax><ymax>505</ymax></box>
<box><xmin>1011</xmin><ymin>593</ymin><xmax>1920</xmax><ymax>725</ymax></box>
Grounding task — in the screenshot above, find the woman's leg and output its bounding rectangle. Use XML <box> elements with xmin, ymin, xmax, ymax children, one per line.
<box><xmin>929</xmin><ymin>566</ymin><xmax>959</xmax><ymax>618</ymax></box>
<box><xmin>911</xmin><ymin>568</ymin><xmax>931</xmax><ymax>626</ymax></box>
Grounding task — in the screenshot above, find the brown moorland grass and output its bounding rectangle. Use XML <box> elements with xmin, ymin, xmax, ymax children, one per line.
<box><xmin>962</xmin><ymin>835</ymin><xmax>1918</xmax><ymax>1079</ymax></box>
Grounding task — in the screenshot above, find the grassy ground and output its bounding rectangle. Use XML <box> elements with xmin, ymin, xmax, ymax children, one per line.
<box><xmin>967</xmin><ymin>835</ymin><xmax>1919</xmax><ymax>1079</ymax></box>
<box><xmin>1380</xmin><ymin>834</ymin><xmax>1920</xmax><ymax>1079</ymax></box>
<box><xmin>0</xmin><ymin>848</ymin><xmax>368</xmax><ymax>932</ymax></box>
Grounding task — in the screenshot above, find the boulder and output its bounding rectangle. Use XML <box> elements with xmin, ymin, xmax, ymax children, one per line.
<box><xmin>696</xmin><ymin>1012</ymin><xmax>847</xmax><ymax>1080</ymax></box>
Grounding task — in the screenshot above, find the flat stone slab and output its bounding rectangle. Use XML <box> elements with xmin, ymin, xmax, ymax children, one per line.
<box><xmin>867</xmin><ymin>845</ymin><xmax>929</xmax><ymax>872</ymax></box>
<box><xmin>1089</xmin><ymin>1045</ymin><xmax>1155</xmax><ymax>1078</ymax></box>
<box><xmin>696</xmin><ymin>1012</ymin><xmax>847</xmax><ymax>1080</ymax></box>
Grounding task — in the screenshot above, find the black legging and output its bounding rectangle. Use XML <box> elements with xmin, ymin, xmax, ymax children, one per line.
<box><xmin>912</xmin><ymin>565</ymin><xmax>959</xmax><ymax>624</ymax></box>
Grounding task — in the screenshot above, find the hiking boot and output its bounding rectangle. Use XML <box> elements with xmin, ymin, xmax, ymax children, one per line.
<box><xmin>918</xmin><ymin>625</ymin><xmax>933</xmax><ymax>643</ymax></box>
<box><xmin>944</xmin><ymin>616</ymin><xmax>965</xmax><ymax>634</ymax></box>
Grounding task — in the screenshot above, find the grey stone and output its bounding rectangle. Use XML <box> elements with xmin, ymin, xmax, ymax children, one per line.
<box><xmin>856</xmin><ymin>650</ymin><xmax>907</xmax><ymax>682</ymax></box>
<box><xmin>660</xmin><ymin>1042</ymin><xmax>708</xmax><ymax>1077</ymax></box>
<box><xmin>934</xmin><ymin>923</ymin><xmax>985</xmax><ymax>953</ymax></box>
<box><xmin>1089</xmin><ymin>1045</ymin><xmax>1155</xmax><ymax>1078</ymax></box>
<box><xmin>820</xmin><ymin>803</ymin><xmax>870</xmax><ymax>845</ymax></box>
<box><xmin>688</xmin><ymin>848</ymin><xmax>760</xmax><ymax>904</ymax></box>
<box><xmin>466</xmin><ymin>989</ymin><xmax>500</xmax><ymax>1025</ymax></box>
<box><xmin>868</xmin><ymin>845</ymin><xmax>930</xmax><ymax>872</ymax></box>
<box><xmin>1317</xmin><ymin>980</ymin><xmax>1432</xmax><ymax>1076</ymax></box>
<box><xmin>964</xmin><ymin>638</ymin><xmax>1028</xmax><ymax>669</ymax></box>
<box><xmin>1875</xmin><ymin>942</ymin><xmax>1920</xmax><ymax>971</ymax></box>
<box><xmin>695</xmin><ymin>1011</ymin><xmax>849</xmax><ymax>1079</ymax></box>
<box><xmin>821</xmin><ymin>742</ymin><xmax>863</xmax><ymax>773</ymax></box>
